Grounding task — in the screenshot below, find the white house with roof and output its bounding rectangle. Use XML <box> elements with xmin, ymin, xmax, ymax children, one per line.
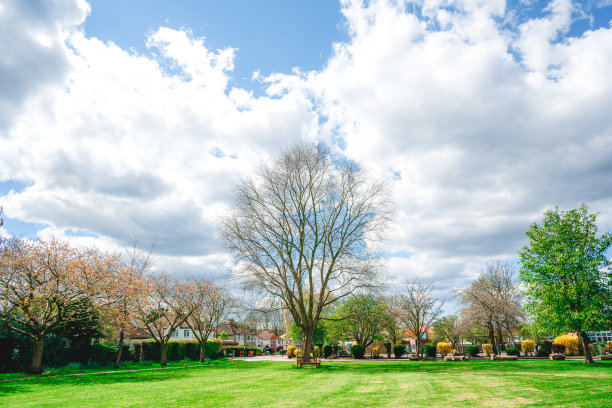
<box><xmin>257</xmin><ymin>331</ymin><xmax>282</xmax><ymax>349</ymax></box>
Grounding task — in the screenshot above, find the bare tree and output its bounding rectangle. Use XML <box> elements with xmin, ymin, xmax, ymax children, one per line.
<box><xmin>222</xmin><ymin>143</ymin><xmax>393</xmax><ymax>362</ymax></box>
<box><xmin>391</xmin><ymin>279</ymin><xmax>443</xmax><ymax>357</ymax></box>
<box><xmin>182</xmin><ymin>278</ymin><xmax>233</xmax><ymax>361</ymax></box>
<box><xmin>458</xmin><ymin>263</ymin><xmax>523</xmax><ymax>354</ymax></box>
<box><xmin>136</xmin><ymin>273</ymin><xmax>193</xmax><ymax>367</ymax></box>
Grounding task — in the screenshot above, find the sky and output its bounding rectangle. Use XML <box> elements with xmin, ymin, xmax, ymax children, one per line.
<box><xmin>1</xmin><ymin>0</ymin><xmax>612</xmax><ymax>312</ymax></box>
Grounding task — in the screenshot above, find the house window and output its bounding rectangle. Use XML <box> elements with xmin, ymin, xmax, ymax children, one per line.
<box><xmin>172</xmin><ymin>330</ymin><xmax>179</xmax><ymax>337</ymax></box>
<box><xmin>184</xmin><ymin>330</ymin><xmax>190</xmax><ymax>337</ymax></box>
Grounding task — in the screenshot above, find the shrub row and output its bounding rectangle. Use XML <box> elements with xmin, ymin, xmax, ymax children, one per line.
<box><xmin>351</xmin><ymin>345</ymin><xmax>366</xmax><ymax>359</ymax></box>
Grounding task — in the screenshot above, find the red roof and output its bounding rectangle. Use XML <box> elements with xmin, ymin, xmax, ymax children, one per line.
<box><xmin>257</xmin><ymin>331</ymin><xmax>280</xmax><ymax>340</ymax></box>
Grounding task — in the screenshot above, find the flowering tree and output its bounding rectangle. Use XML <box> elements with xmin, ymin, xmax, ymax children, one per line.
<box><xmin>182</xmin><ymin>278</ymin><xmax>233</xmax><ymax>361</ymax></box>
<box><xmin>0</xmin><ymin>238</ymin><xmax>120</xmax><ymax>373</ymax></box>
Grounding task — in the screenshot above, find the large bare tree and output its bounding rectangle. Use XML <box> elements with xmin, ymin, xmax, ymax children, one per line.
<box><xmin>222</xmin><ymin>143</ymin><xmax>393</xmax><ymax>362</ymax></box>
<box><xmin>458</xmin><ymin>263</ymin><xmax>523</xmax><ymax>354</ymax></box>
<box><xmin>391</xmin><ymin>279</ymin><xmax>443</xmax><ymax>357</ymax></box>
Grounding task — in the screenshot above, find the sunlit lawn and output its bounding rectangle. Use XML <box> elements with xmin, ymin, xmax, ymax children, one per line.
<box><xmin>1</xmin><ymin>359</ymin><xmax>610</xmax><ymax>407</ymax></box>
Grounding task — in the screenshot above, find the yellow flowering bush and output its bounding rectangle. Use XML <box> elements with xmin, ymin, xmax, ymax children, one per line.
<box><xmin>521</xmin><ymin>339</ymin><xmax>535</xmax><ymax>355</ymax></box>
<box><xmin>437</xmin><ymin>342</ymin><xmax>451</xmax><ymax>356</ymax></box>
<box><xmin>554</xmin><ymin>335</ymin><xmax>578</xmax><ymax>355</ymax></box>
<box><xmin>296</xmin><ymin>348</ymin><xmax>303</xmax><ymax>357</ymax></box>
<box><xmin>606</xmin><ymin>341</ymin><xmax>612</xmax><ymax>353</ymax></box>
<box><xmin>450</xmin><ymin>349</ymin><xmax>456</xmax><ymax>355</ymax></box>
<box><xmin>482</xmin><ymin>344</ymin><xmax>493</xmax><ymax>356</ymax></box>
<box><xmin>373</xmin><ymin>346</ymin><xmax>381</xmax><ymax>357</ymax></box>
<box><xmin>287</xmin><ymin>345</ymin><xmax>297</xmax><ymax>358</ymax></box>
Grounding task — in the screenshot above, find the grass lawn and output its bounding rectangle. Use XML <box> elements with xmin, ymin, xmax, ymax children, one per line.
<box><xmin>0</xmin><ymin>359</ymin><xmax>610</xmax><ymax>407</ymax></box>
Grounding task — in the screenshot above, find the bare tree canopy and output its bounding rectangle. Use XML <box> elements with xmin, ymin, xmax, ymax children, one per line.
<box><xmin>222</xmin><ymin>143</ymin><xmax>393</xmax><ymax>361</ymax></box>
<box><xmin>458</xmin><ymin>263</ymin><xmax>523</xmax><ymax>354</ymax></box>
<box><xmin>390</xmin><ymin>279</ymin><xmax>443</xmax><ymax>357</ymax></box>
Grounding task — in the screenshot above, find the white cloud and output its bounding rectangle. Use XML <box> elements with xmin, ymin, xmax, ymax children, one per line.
<box><xmin>1</xmin><ymin>0</ymin><xmax>612</xmax><ymax>296</ymax></box>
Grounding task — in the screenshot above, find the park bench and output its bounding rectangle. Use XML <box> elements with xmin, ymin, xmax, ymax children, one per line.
<box><xmin>297</xmin><ymin>356</ymin><xmax>321</xmax><ymax>368</ymax></box>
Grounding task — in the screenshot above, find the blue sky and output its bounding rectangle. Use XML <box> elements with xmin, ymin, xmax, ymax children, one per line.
<box><xmin>2</xmin><ymin>0</ymin><xmax>612</xmax><ymax>303</ymax></box>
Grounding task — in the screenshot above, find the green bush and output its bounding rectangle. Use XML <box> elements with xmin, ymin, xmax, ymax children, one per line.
<box><xmin>384</xmin><ymin>342</ymin><xmax>392</xmax><ymax>357</ymax></box>
<box><xmin>423</xmin><ymin>344</ymin><xmax>436</xmax><ymax>358</ymax></box>
<box><xmin>323</xmin><ymin>344</ymin><xmax>333</xmax><ymax>358</ymax></box>
<box><xmin>351</xmin><ymin>345</ymin><xmax>366</xmax><ymax>359</ymax></box>
<box><xmin>393</xmin><ymin>344</ymin><xmax>405</xmax><ymax>359</ymax></box>
<box><xmin>466</xmin><ymin>345</ymin><xmax>480</xmax><ymax>357</ymax></box>
<box><xmin>142</xmin><ymin>340</ymin><xmax>161</xmax><ymax>361</ymax></box>
<box><xmin>90</xmin><ymin>343</ymin><xmax>116</xmax><ymax>364</ymax></box>
<box><xmin>551</xmin><ymin>343</ymin><xmax>565</xmax><ymax>354</ymax></box>
<box><xmin>506</xmin><ymin>348</ymin><xmax>520</xmax><ymax>357</ymax></box>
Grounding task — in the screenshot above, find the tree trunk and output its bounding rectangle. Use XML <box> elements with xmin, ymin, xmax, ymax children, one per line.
<box><xmin>199</xmin><ymin>343</ymin><xmax>206</xmax><ymax>362</ymax></box>
<box><xmin>487</xmin><ymin>322</ymin><xmax>496</xmax><ymax>355</ymax></box>
<box><xmin>301</xmin><ymin>326</ymin><xmax>314</xmax><ymax>363</ymax></box>
<box><xmin>30</xmin><ymin>336</ymin><xmax>45</xmax><ymax>374</ymax></box>
<box><xmin>577</xmin><ymin>334</ymin><xmax>585</xmax><ymax>356</ymax></box>
<box><xmin>114</xmin><ymin>329</ymin><xmax>125</xmax><ymax>369</ymax></box>
<box><xmin>495</xmin><ymin>325</ymin><xmax>504</xmax><ymax>354</ymax></box>
<box><xmin>580</xmin><ymin>331</ymin><xmax>594</xmax><ymax>364</ymax></box>
<box><xmin>416</xmin><ymin>338</ymin><xmax>421</xmax><ymax>358</ymax></box>
<box><xmin>160</xmin><ymin>342</ymin><xmax>168</xmax><ymax>367</ymax></box>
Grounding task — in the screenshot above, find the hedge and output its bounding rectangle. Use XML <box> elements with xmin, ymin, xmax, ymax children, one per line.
<box><xmin>141</xmin><ymin>340</ymin><xmax>224</xmax><ymax>362</ymax></box>
<box><xmin>505</xmin><ymin>348</ymin><xmax>520</xmax><ymax>357</ymax></box>
<box><xmin>466</xmin><ymin>345</ymin><xmax>480</xmax><ymax>357</ymax></box>
<box><xmin>323</xmin><ymin>344</ymin><xmax>333</xmax><ymax>358</ymax></box>
<box><xmin>351</xmin><ymin>345</ymin><xmax>366</xmax><ymax>359</ymax></box>
<box><xmin>423</xmin><ymin>344</ymin><xmax>437</xmax><ymax>358</ymax></box>
<box><xmin>393</xmin><ymin>344</ymin><xmax>405</xmax><ymax>359</ymax></box>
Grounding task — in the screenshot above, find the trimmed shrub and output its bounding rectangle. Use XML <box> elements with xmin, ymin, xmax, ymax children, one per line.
<box><xmin>296</xmin><ymin>348</ymin><xmax>302</xmax><ymax>357</ymax></box>
<box><xmin>466</xmin><ymin>345</ymin><xmax>480</xmax><ymax>357</ymax></box>
<box><xmin>372</xmin><ymin>345</ymin><xmax>381</xmax><ymax>358</ymax></box>
<box><xmin>142</xmin><ymin>340</ymin><xmax>161</xmax><ymax>361</ymax></box>
<box><xmin>287</xmin><ymin>345</ymin><xmax>297</xmax><ymax>358</ymax></box>
<box><xmin>554</xmin><ymin>335</ymin><xmax>578</xmax><ymax>355</ymax></box>
<box><xmin>423</xmin><ymin>344</ymin><xmax>437</xmax><ymax>358</ymax></box>
<box><xmin>314</xmin><ymin>345</ymin><xmax>321</xmax><ymax>357</ymax></box>
<box><xmin>482</xmin><ymin>344</ymin><xmax>493</xmax><ymax>356</ymax></box>
<box><xmin>322</xmin><ymin>344</ymin><xmax>333</xmax><ymax>358</ymax></box>
<box><xmin>393</xmin><ymin>344</ymin><xmax>405</xmax><ymax>359</ymax></box>
<box><xmin>437</xmin><ymin>342</ymin><xmax>451</xmax><ymax>356</ymax></box>
<box><xmin>551</xmin><ymin>342</ymin><xmax>565</xmax><ymax>354</ymax></box>
<box><xmin>506</xmin><ymin>348</ymin><xmax>520</xmax><ymax>357</ymax></box>
<box><xmin>521</xmin><ymin>339</ymin><xmax>535</xmax><ymax>355</ymax></box>
<box><xmin>606</xmin><ymin>341</ymin><xmax>612</xmax><ymax>353</ymax></box>
<box><xmin>384</xmin><ymin>342</ymin><xmax>392</xmax><ymax>357</ymax></box>
<box><xmin>351</xmin><ymin>345</ymin><xmax>366</xmax><ymax>359</ymax></box>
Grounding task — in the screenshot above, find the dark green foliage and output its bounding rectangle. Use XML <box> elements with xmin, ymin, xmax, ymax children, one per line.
<box><xmin>90</xmin><ymin>343</ymin><xmax>116</xmax><ymax>364</ymax></box>
<box><xmin>383</xmin><ymin>342</ymin><xmax>392</xmax><ymax>356</ymax></box>
<box><xmin>466</xmin><ymin>345</ymin><xmax>480</xmax><ymax>357</ymax></box>
<box><xmin>552</xmin><ymin>343</ymin><xmax>565</xmax><ymax>354</ymax></box>
<box><xmin>506</xmin><ymin>348</ymin><xmax>520</xmax><ymax>357</ymax></box>
<box><xmin>223</xmin><ymin>346</ymin><xmax>261</xmax><ymax>357</ymax></box>
<box><xmin>351</xmin><ymin>345</ymin><xmax>365</xmax><ymax>359</ymax></box>
<box><xmin>423</xmin><ymin>344</ymin><xmax>436</xmax><ymax>358</ymax></box>
<box><xmin>323</xmin><ymin>344</ymin><xmax>333</xmax><ymax>358</ymax></box>
<box><xmin>393</xmin><ymin>344</ymin><xmax>404</xmax><ymax>359</ymax></box>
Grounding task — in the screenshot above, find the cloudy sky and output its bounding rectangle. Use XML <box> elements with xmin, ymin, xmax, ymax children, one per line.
<box><xmin>1</xmin><ymin>0</ymin><xmax>612</xmax><ymax>308</ymax></box>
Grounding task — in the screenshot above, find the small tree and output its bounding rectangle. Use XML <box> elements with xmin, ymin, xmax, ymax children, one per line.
<box><xmin>326</xmin><ymin>294</ymin><xmax>387</xmax><ymax>349</ymax></box>
<box><xmin>432</xmin><ymin>315</ymin><xmax>462</xmax><ymax>349</ymax></box>
<box><xmin>182</xmin><ymin>279</ymin><xmax>233</xmax><ymax>361</ymax></box>
<box><xmin>391</xmin><ymin>279</ymin><xmax>442</xmax><ymax>357</ymax></box>
<box><xmin>519</xmin><ymin>204</ymin><xmax>612</xmax><ymax>364</ymax></box>
<box><xmin>136</xmin><ymin>273</ymin><xmax>193</xmax><ymax>367</ymax></box>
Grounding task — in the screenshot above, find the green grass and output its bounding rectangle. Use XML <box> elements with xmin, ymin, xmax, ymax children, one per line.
<box><xmin>1</xmin><ymin>360</ymin><xmax>610</xmax><ymax>407</ymax></box>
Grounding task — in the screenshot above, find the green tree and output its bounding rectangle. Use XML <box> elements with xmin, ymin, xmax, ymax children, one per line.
<box><xmin>218</xmin><ymin>331</ymin><xmax>229</xmax><ymax>340</ymax></box>
<box><xmin>432</xmin><ymin>315</ymin><xmax>462</xmax><ymax>349</ymax></box>
<box><xmin>519</xmin><ymin>204</ymin><xmax>612</xmax><ymax>364</ymax></box>
<box><xmin>326</xmin><ymin>294</ymin><xmax>387</xmax><ymax>349</ymax></box>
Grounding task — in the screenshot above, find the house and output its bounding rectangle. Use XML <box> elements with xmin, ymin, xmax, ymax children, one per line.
<box><xmin>256</xmin><ymin>331</ymin><xmax>282</xmax><ymax>349</ymax></box>
<box><xmin>214</xmin><ymin>319</ymin><xmax>258</xmax><ymax>346</ymax></box>
<box><xmin>401</xmin><ymin>327</ymin><xmax>434</xmax><ymax>354</ymax></box>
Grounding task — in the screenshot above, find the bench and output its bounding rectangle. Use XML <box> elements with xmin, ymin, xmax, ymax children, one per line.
<box><xmin>297</xmin><ymin>356</ymin><xmax>321</xmax><ymax>368</ymax></box>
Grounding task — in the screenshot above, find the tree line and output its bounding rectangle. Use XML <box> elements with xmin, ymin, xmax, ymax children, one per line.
<box><xmin>0</xmin><ymin>237</ymin><xmax>233</xmax><ymax>373</ymax></box>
